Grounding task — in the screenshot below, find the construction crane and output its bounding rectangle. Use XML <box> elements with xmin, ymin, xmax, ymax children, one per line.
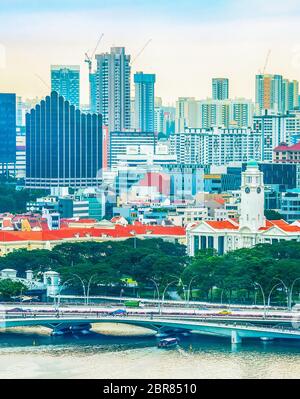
<box><xmin>34</xmin><ymin>73</ymin><xmax>51</xmax><ymax>90</ymax></box>
<box><xmin>259</xmin><ymin>49</ymin><xmax>271</xmax><ymax>75</ymax></box>
<box><xmin>131</xmin><ymin>39</ymin><xmax>152</xmax><ymax>65</ymax></box>
<box><xmin>85</xmin><ymin>33</ymin><xmax>104</xmax><ymax>74</ymax></box>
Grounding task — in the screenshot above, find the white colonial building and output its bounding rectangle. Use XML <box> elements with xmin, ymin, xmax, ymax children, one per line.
<box><xmin>187</xmin><ymin>160</ymin><xmax>300</xmax><ymax>256</ymax></box>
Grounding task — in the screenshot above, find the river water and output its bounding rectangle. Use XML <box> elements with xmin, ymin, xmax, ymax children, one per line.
<box><xmin>0</xmin><ymin>324</ymin><xmax>300</xmax><ymax>379</ymax></box>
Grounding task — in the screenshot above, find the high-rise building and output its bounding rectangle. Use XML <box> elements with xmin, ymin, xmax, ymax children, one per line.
<box><xmin>170</xmin><ymin>127</ymin><xmax>262</xmax><ymax>165</ymax></box>
<box><xmin>199</xmin><ymin>99</ymin><xmax>253</xmax><ymax>129</ymax></box>
<box><xmin>231</xmin><ymin>99</ymin><xmax>254</xmax><ymax>128</ymax></box>
<box><xmin>26</xmin><ymin>91</ymin><xmax>102</xmax><ymax>189</ymax></box>
<box><xmin>282</xmin><ymin>79</ymin><xmax>299</xmax><ymax>113</ymax></box>
<box><xmin>51</xmin><ymin>65</ymin><xmax>80</xmax><ymax>108</ymax></box>
<box><xmin>199</xmin><ymin>100</ymin><xmax>230</xmax><ymax>128</ymax></box>
<box><xmin>154</xmin><ymin>107</ymin><xmax>164</xmax><ymax>134</ymax></box>
<box><xmin>255</xmin><ymin>74</ymin><xmax>283</xmax><ymax>114</ymax></box>
<box><xmin>109</xmin><ymin>131</ymin><xmax>156</xmax><ymax>167</ymax></box>
<box><xmin>89</xmin><ymin>72</ymin><xmax>97</xmax><ymax>113</ymax></box>
<box><xmin>0</xmin><ymin>93</ymin><xmax>16</xmax><ymax>171</ymax></box>
<box><xmin>134</xmin><ymin>72</ymin><xmax>156</xmax><ymax>132</ymax></box>
<box><xmin>16</xmin><ymin>97</ymin><xmax>42</xmax><ymax>127</ymax></box>
<box><xmin>253</xmin><ymin>111</ymin><xmax>300</xmax><ymax>161</ymax></box>
<box><xmin>95</xmin><ymin>47</ymin><xmax>131</xmax><ymax>132</ymax></box>
<box><xmin>212</xmin><ymin>78</ymin><xmax>229</xmax><ymax>100</ymax></box>
<box><xmin>175</xmin><ymin>97</ymin><xmax>199</xmax><ymax>132</ymax></box>
<box><xmin>130</xmin><ymin>98</ymin><xmax>136</xmax><ymax>130</ymax></box>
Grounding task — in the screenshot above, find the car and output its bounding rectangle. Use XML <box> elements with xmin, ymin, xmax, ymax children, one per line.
<box><xmin>110</xmin><ymin>309</ymin><xmax>127</xmax><ymax>316</ymax></box>
<box><xmin>218</xmin><ymin>310</ymin><xmax>232</xmax><ymax>315</ymax></box>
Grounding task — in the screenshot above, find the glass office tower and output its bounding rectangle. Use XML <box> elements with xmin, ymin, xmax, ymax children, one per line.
<box><xmin>0</xmin><ymin>93</ymin><xmax>16</xmax><ymax>171</ymax></box>
<box><xmin>26</xmin><ymin>91</ymin><xmax>102</xmax><ymax>189</ymax></box>
<box><xmin>134</xmin><ymin>72</ymin><xmax>156</xmax><ymax>132</ymax></box>
<box><xmin>51</xmin><ymin>65</ymin><xmax>80</xmax><ymax>108</ymax></box>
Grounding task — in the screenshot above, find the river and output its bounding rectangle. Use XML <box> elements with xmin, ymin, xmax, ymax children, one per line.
<box><xmin>0</xmin><ymin>324</ymin><xmax>299</xmax><ymax>379</ymax></box>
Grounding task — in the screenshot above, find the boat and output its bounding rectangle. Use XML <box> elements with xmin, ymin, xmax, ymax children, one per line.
<box><xmin>260</xmin><ymin>337</ymin><xmax>274</xmax><ymax>342</ymax></box>
<box><xmin>157</xmin><ymin>337</ymin><xmax>179</xmax><ymax>348</ymax></box>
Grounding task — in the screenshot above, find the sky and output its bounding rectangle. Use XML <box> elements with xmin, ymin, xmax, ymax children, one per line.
<box><xmin>1</xmin><ymin>0</ymin><xmax>300</xmax><ymax>105</ymax></box>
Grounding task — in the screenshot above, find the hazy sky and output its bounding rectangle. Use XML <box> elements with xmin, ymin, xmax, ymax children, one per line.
<box><xmin>1</xmin><ymin>0</ymin><xmax>300</xmax><ymax>105</ymax></box>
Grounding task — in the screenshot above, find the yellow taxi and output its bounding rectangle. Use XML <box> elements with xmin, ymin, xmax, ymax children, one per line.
<box><xmin>218</xmin><ymin>310</ymin><xmax>232</xmax><ymax>315</ymax></box>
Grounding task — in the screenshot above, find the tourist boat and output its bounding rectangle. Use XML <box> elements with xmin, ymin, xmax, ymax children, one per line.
<box><xmin>157</xmin><ymin>337</ymin><xmax>179</xmax><ymax>348</ymax></box>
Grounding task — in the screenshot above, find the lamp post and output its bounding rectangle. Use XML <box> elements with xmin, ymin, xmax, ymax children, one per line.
<box><xmin>55</xmin><ymin>278</ymin><xmax>74</xmax><ymax>309</ymax></box>
<box><xmin>171</xmin><ymin>275</ymin><xmax>187</xmax><ymax>303</ymax></box>
<box><xmin>289</xmin><ymin>278</ymin><xmax>300</xmax><ymax>310</ymax></box>
<box><xmin>187</xmin><ymin>276</ymin><xmax>198</xmax><ymax>305</ymax></box>
<box><xmin>221</xmin><ymin>288</ymin><xmax>227</xmax><ymax>305</ymax></box>
<box><xmin>273</xmin><ymin>278</ymin><xmax>289</xmax><ymax>309</ymax></box>
<box><xmin>19</xmin><ymin>287</ymin><xmax>24</xmax><ymax>304</ymax></box>
<box><xmin>71</xmin><ymin>274</ymin><xmax>87</xmax><ymax>305</ymax></box>
<box><xmin>149</xmin><ymin>278</ymin><xmax>160</xmax><ymax>315</ymax></box>
<box><xmin>267</xmin><ymin>283</ymin><xmax>282</xmax><ymax>307</ymax></box>
<box><xmin>161</xmin><ymin>280</ymin><xmax>178</xmax><ymax>312</ymax></box>
<box><xmin>86</xmin><ymin>274</ymin><xmax>98</xmax><ymax>306</ymax></box>
<box><xmin>254</xmin><ymin>282</ymin><xmax>266</xmax><ymax>319</ymax></box>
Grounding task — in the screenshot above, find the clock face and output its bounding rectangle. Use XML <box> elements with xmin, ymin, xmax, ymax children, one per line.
<box><xmin>245</xmin><ymin>187</ymin><xmax>250</xmax><ymax>194</ymax></box>
<box><xmin>257</xmin><ymin>187</ymin><xmax>262</xmax><ymax>194</ymax></box>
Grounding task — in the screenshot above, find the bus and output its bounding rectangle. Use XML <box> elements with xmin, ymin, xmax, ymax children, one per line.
<box><xmin>124</xmin><ymin>300</ymin><xmax>141</xmax><ymax>308</ymax></box>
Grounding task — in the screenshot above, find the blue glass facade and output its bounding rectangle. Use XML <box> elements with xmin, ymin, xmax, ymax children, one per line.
<box><xmin>0</xmin><ymin>93</ymin><xmax>16</xmax><ymax>164</ymax></box>
<box><xmin>134</xmin><ymin>72</ymin><xmax>156</xmax><ymax>132</ymax></box>
<box><xmin>26</xmin><ymin>91</ymin><xmax>102</xmax><ymax>189</ymax></box>
<box><xmin>51</xmin><ymin>65</ymin><xmax>80</xmax><ymax>108</ymax></box>
<box><xmin>242</xmin><ymin>162</ymin><xmax>297</xmax><ymax>191</ymax></box>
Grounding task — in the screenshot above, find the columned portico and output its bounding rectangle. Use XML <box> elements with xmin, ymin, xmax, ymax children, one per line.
<box><xmin>187</xmin><ymin>160</ymin><xmax>300</xmax><ymax>256</ymax></box>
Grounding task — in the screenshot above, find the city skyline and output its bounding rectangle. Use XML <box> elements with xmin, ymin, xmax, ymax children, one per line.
<box><xmin>1</xmin><ymin>0</ymin><xmax>300</xmax><ymax>104</ymax></box>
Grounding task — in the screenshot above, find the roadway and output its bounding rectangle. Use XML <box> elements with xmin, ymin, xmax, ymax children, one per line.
<box><xmin>1</xmin><ymin>312</ymin><xmax>300</xmax><ymax>344</ymax></box>
<box><xmin>1</xmin><ymin>303</ymin><xmax>299</xmax><ymax>327</ymax></box>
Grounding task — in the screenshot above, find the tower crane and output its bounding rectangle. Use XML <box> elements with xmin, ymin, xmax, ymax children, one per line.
<box><xmin>131</xmin><ymin>39</ymin><xmax>152</xmax><ymax>65</ymax></box>
<box><xmin>85</xmin><ymin>33</ymin><xmax>104</xmax><ymax>74</ymax></box>
<box><xmin>34</xmin><ymin>73</ymin><xmax>51</xmax><ymax>90</ymax></box>
<box><xmin>259</xmin><ymin>49</ymin><xmax>271</xmax><ymax>74</ymax></box>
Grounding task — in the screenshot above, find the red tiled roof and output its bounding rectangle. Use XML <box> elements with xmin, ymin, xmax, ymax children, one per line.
<box><xmin>111</xmin><ymin>216</ymin><xmax>125</xmax><ymax>223</ymax></box>
<box><xmin>203</xmin><ymin>219</ymin><xmax>300</xmax><ymax>233</ymax></box>
<box><xmin>213</xmin><ymin>197</ymin><xmax>226</xmax><ymax>205</ymax></box>
<box><xmin>0</xmin><ymin>224</ymin><xmax>186</xmax><ymax>243</ymax></box>
<box><xmin>274</xmin><ymin>142</ymin><xmax>300</xmax><ymax>152</ymax></box>
<box><xmin>2</xmin><ymin>219</ymin><xmax>13</xmax><ymax>229</ymax></box>
<box><xmin>206</xmin><ymin>220</ymin><xmax>239</xmax><ymax>230</ymax></box>
<box><xmin>267</xmin><ymin>219</ymin><xmax>300</xmax><ymax>232</ymax></box>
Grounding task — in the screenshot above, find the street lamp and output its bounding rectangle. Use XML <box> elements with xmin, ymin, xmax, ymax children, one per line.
<box><xmin>273</xmin><ymin>278</ymin><xmax>289</xmax><ymax>309</ymax></box>
<box><xmin>187</xmin><ymin>276</ymin><xmax>198</xmax><ymax>305</ymax></box>
<box><xmin>254</xmin><ymin>282</ymin><xmax>266</xmax><ymax>319</ymax></box>
<box><xmin>19</xmin><ymin>287</ymin><xmax>24</xmax><ymax>303</ymax></box>
<box><xmin>289</xmin><ymin>278</ymin><xmax>300</xmax><ymax>310</ymax></box>
<box><xmin>71</xmin><ymin>274</ymin><xmax>87</xmax><ymax>305</ymax></box>
<box><xmin>221</xmin><ymin>288</ymin><xmax>227</xmax><ymax>305</ymax></box>
<box><xmin>55</xmin><ymin>278</ymin><xmax>74</xmax><ymax>309</ymax></box>
<box><xmin>170</xmin><ymin>275</ymin><xmax>187</xmax><ymax>303</ymax></box>
<box><xmin>86</xmin><ymin>274</ymin><xmax>98</xmax><ymax>306</ymax></box>
<box><xmin>149</xmin><ymin>278</ymin><xmax>160</xmax><ymax>315</ymax></box>
<box><xmin>267</xmin><ymin>283</ymin><xmax>282</xmax><ymax>307</ymax></box>
<box><xmin>161</xmin><ymin>280</ymin><xmax>178</xmax><ymax>312</ymax></box>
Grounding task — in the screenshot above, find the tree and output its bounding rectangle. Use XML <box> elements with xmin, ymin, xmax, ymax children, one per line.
<box><xmin>0</xmin><ymin>279</ymin><xmax>27</xmax><ymax>300</ymax></box>
<box><xmin>264</xmin><ymin>210</ymin><xmax>284</xmax><ymax>220</ymax></box>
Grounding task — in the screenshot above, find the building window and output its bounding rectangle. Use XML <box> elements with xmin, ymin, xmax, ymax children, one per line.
<box><xmin>218</xmin><ymin>236</ymin><xmax>225</xmax><ymax>255</ymax></box>
<box><xmin>200</xmin><ymin>236</ymin><xmax>207</xmax><ymax>250</ymax></box>
<box><xmin>194</xmin><ymin>236</ymin><xmax>199</xmax><ymax>252</ymax></box>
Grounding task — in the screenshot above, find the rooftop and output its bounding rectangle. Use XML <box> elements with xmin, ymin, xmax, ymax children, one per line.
<box><xmin>274</xmin><ymin>142</ymin><xmax>300</xmax><ymax>152</ymax></box>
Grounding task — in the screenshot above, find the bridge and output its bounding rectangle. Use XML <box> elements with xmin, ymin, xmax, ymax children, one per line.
<box><xmin>1</xmin><ymin>312</ymin><xmax>300</xmax><ymax>344</ymax></box>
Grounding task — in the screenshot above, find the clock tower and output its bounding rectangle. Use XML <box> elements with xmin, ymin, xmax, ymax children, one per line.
<box><xmin>239</xmin><ymin>160</ymin><xmax>266</xmax><ymax>231</ymax></box>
